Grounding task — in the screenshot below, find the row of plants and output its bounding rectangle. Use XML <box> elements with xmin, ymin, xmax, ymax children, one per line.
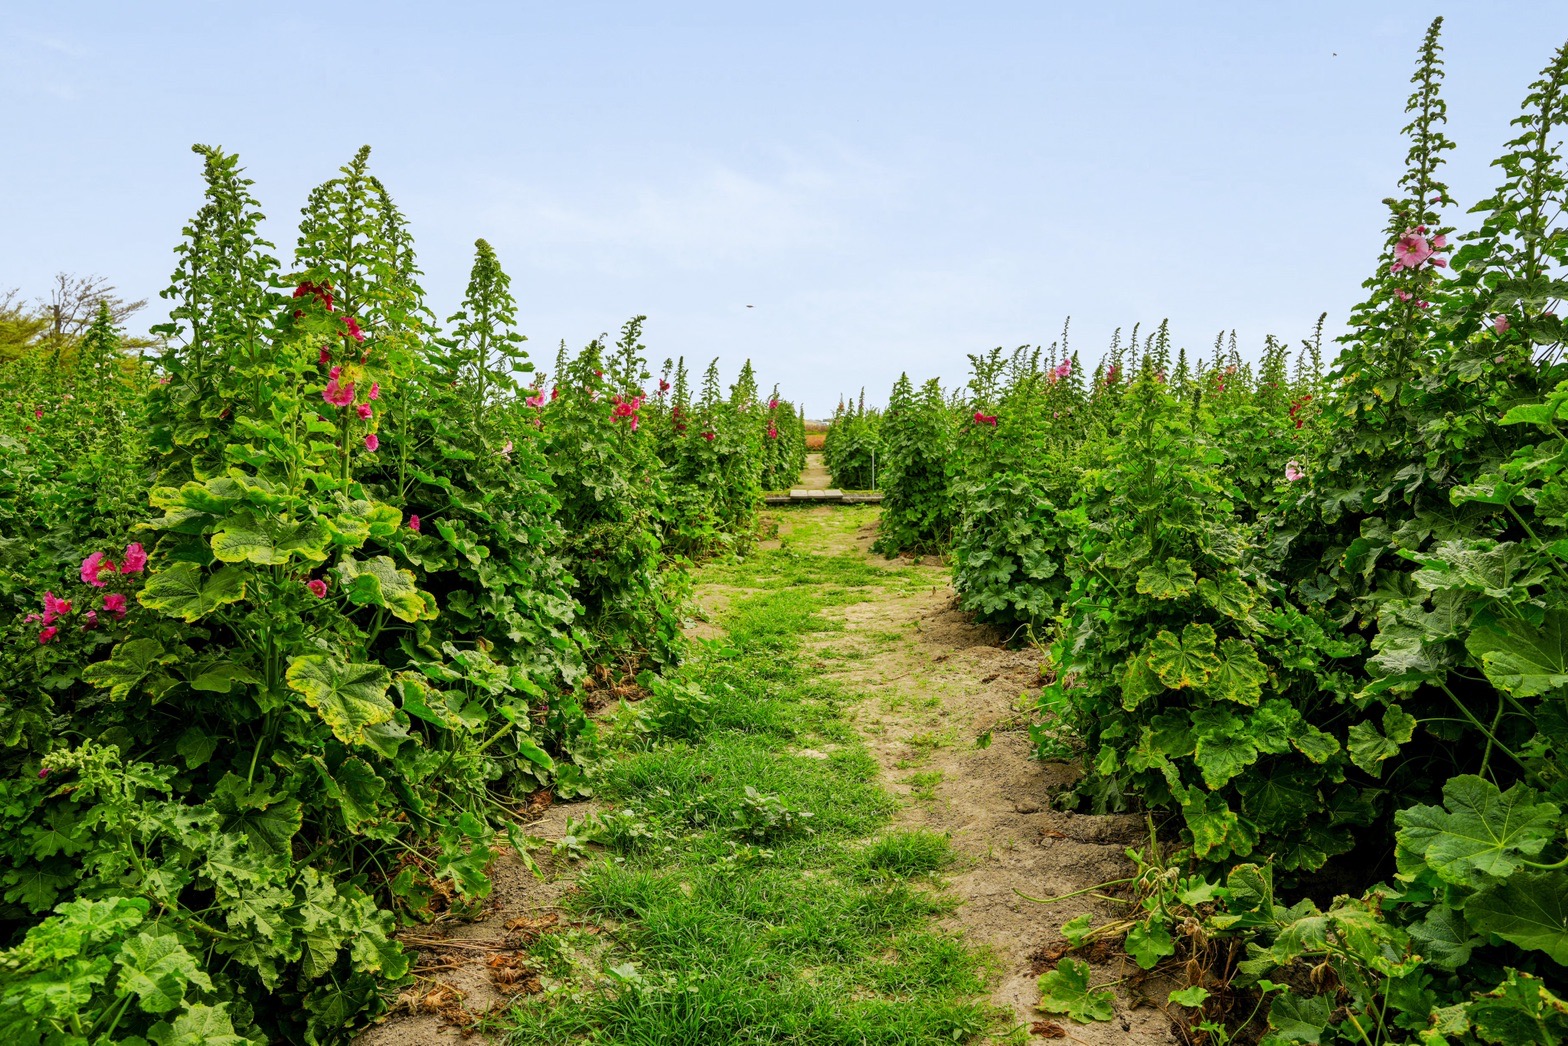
<box><xmin>0</xmin><ymin>145</ymin><xmax>796</xmax><ymax>1044</ymax></box>
<box><xmin>823</xmin><ymin>390</ymin><xmax>881</xmax><ymax>489</ymax></box>
<box><xmin>855</xmin><ymin>19</ymin><xmax>1568</xmax><ymax>1044</ymax></box>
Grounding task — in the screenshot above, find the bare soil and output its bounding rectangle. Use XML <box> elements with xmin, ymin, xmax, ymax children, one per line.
<box><xmin>796</xmin><ymin>451</ymin><xmax>832</xmax><ymax>489</ymax></box>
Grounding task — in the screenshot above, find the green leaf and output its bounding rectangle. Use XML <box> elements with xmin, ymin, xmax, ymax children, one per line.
<box><xmin>1037</xmin><ymin>957</ymin><xmax>1114</xmax><ymax>1023</ymax></box>
<box><xmin>285</xmin><ymin>655</ymin><xmax>395</xmax><ymax>746</ymax></box>
<box><xmin>1346</xmin><ymin>705</ymin><xmax>1415</xmax><ymax>777</ymax></box>
<box><xmin>147</xmin><ymin>1002</ymin><xmax>250</xmax><ymax>1046</ymax></box>
<box><xmin>189</xmin><ymin>661</ymin><xmax>260</xmax><ymax>694</ymax></box>
<box><xmin>1147</xmin><ymin>623</ymin><xmax>1219</xmax><ymax>689</ymax></box>
<box><xmin>1395</xmin><ymin>775</ymin><xmax>1561</xmax><ymax>886</ymax></box>
<box><xmin>138</xmin><ymin>562</ymin><xmax>247</xmax><ymax>623</ymax></box>
<box><xmin>335</xmin><ymin>555</ymin><xmax>434</xmax><ymax>623</ymax></box>
<box><xmin>1125</xmin><ymin>918</ymin><xmax>1175</xmax><ymax>969</ymax></box>
<box><xmin>1266</xmin><ymin>992</ymin><xmax>1334</xmax><ymax>1043</ymax></box>
<box><xmin>1207</xmin><ymin>638</ymin><xmax>1267</xmax><ymax>706</ymax></box>
<box><xmin>1467</xmin><ymin>970</ymin><xmax>1568</xmax><ymax>1046</ymax></box>
<box><xmin>1193</xmin><ymin>730</ymin><xmax>1259</xmax><ymax>789</ymax></box>
<box><xmin>1197</xmin><ymin>573</ymin><xmax>1255</xmax><ymax>619</ymax></box>
<box><xmin>1136</xmin><ymin>558</ymin><xmax>1196</xmax><ymax>600</ymax></box>
<box><xmin>211</xmin><ymin>509</ymin><xmax>329</xmax><ymax>566</ymax></box>
<box><xmin>1467</xmin><ymin>610</ymin><xmax>1568</xmax><ymax>698</ymax></box>
<box><xmin>81</xmin><ymin>639</ymin><xmax>170</xmax><ymax>702</ymax></box>
<box><xmin>1465</xmin><ymin>869</ymin><xmax>1568</xmax><ymax>964</ymax></box>
<box><xmin>1060</xmin><ymin>912</ymin><xmax>1094</xmax><ymax>947</ymax></box>
<box><xmin>1406</xmin><ymin>905</ymin><xmax>1478</xmax><ymax>971</ymax></box>
<box><xmin>116</xmin><ymin>932</ymin><xmax>213</xmax><ymax>1014</ymax></box>
<box><xmin>1168</xmin><ymin>985</ymin><xmax>1211</xmax><ymax>1007</ymax></box>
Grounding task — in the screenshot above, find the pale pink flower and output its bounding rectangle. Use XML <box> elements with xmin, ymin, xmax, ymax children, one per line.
<box><xmin>501</xmin><ymin>439</ymin><xmax>513</xmax><ymax>458</ymax></box>
<box><xmin>1393</xmin><ymin>231</ymin><xmax>1434</xmax><ymax>269</ymax></box>
<box><xmin>120</xmin><ymin>543</ymin><xmax>147</xmax><ymax>574</ymax></box>
<box><xmin>1495</xmin><ymin>355</ymin><xmax>1507</xmax><ymax>365</ymax></box>
<box><xmin>1493</xmin><ymin>315</ymin><xmax>1510</xmax><ymax>334</ymax></box>
<box><xmin>1052</xmin><ymin>358</ymin><xmax>1072</xmax><ymax>381</ymax></box>
<box><xmin>364</xmin><ymin>433</ymin><xmax>379</xmax><ymax>451</ymax></box>
<box><xmin>1285</xmin><ymin>460</ymin><xmax>1305</xmax><ymax>483</ymax></box>
<box><xmin>1431</xmin><ymin>234</ymin><xmax>1447</xmax><ymax>250</ymax></box>
<box><xmin>1394</xmin><ymin>289</ymin><xmax>1412</xmax><ymax>302</ymax></box>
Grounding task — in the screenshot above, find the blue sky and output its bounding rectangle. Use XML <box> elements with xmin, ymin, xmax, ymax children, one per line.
<box><xmin>3</xmin><ymin>3</ymin><xmax>1563</xmax><ymax>415</ymax></box>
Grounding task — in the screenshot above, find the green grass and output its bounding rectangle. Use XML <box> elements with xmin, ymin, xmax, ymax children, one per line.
<box><xmin>499</xmin><ymin>514</ymin><xmax>994</xmax><ymax>1045</ymax></box>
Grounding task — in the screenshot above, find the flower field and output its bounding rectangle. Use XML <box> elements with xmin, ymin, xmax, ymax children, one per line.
<box><xmin>849</xmin><ymin>20</ymin><xmax>1568</xmax><ymax>1043</ymax></box>
<box><xmin>0</xmin><ymin>146</ymin><xmax>803</xmax><ymax>1043</ymax></box>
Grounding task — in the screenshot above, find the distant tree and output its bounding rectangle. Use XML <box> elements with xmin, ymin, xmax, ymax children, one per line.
<box><xmin>36</xmin><ymin>272</ymin><xmax>147</xmax><ymax>350</ymax></box>
<box><xmin>0</xmin><ymin>289</ymin><xmax>49</xmax><ymax>362</ymax></box>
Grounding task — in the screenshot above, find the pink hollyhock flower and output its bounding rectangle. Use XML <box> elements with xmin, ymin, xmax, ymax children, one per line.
<box><xmin>364</xmin><ymin>433</ymin><xmax>379</xmax><ymax>451</ymax></box>
<box><xmin>357</xmin><ymin>403</ymin><xmax>373</xmax><ymax>420</ymax></box>
<box><xmin>342</xmin><ymin>316</ymin><xmax>365</xmax><ymax>342</ymax></box>
<box><xmin>551</xmin><ymin>387</ymin><xmax>559</xmax><ymax>401</ymax></box>
<box><xmin>368</xmin><ymin>382</ymin><xmax>380</xmax><ymax>401</ymax></box>
<box><xmin>1493</xmin><ymin>315</ymin><xmax>1510</xmax><ymax>334</ymax></box>
<box><xmin>329</xmin><ymin>365</ymin><xmax>342</xmax><ymax>380</ymax></box>
<box><xmin>501</xmin><ymin>439</ymin><xmax>513</xmax><ymax>458</ymax></box>
<box><xmin>1394</xmin><ymin>231</ymin><xmax>1433</xmax><ymax>269</ymax></box>
<box><xmin>1395</xmin><ymin>289</ymin><xmax>1412</xmax><ymax>302</ymax></box>
<box><xmin>37</xmin><ymin>768</ymin><xmax>49</xmax><ymax>779</ymax></box>
<box><xmin>629</xmin><ymin>416</ymin><xmax>640</xmax><ymax>432</ymax></box>
<box><xmin>323</xmin><ymin>378</ymin><xmax>355</xmax><ymax>407</ymax></box>
<box><xmin>34</xmin><ymin>408</ymin><xmax>42</xmax><ymax>419</ymax></box>
<box><xmin>1390</xmin><ymin>262</ymin><xmax>1405</xmax><ymax>274</ymax></box>
<box><xmin>293</xmin><ymin>280</ymin><xmax>334</xmax><ymax>311</ymax></box>
<box><xmin>768</xmin><ymin>398</ymin><xmax>779</xmax><ymax>410</ymax></box>
<box><xmin>1105</xmin><ymin>365</ymin><xmax>1120</xmax><ymax>385</ymax></box>
<box><xmin>1432</xmin><ymin>257</ymin><xmax>1447</xmax><ymax>268</ymax></box>
<box><xmin>768</xmin><ymin>424</ymin><xmax>779</xmax><ymax>439</ymax></box>
<box><xmin>307</xmin><ymin>578</ymin><xmax>328</xmax><ymax>598</ymax></box>
<box><xmin>120</xmin><ymin>543</ymin><xmax>147</xmax><ymax>574</ymax></box>
<box><xmin>526</xmin><ymin>391</ymin><xmax>545</xmax><ymax>408</ymax></box>
<box><xmin>1285</xmin><ymin>460</ymin><xmax>1305</xmax><ymax>482</ymax></box>
<box><xmin>408</xmin><ymin>515</ymin><xmax>421</xmax><ymax>533</ymax></box>
<box><xmin>102</xmin><ymin>593</ymin><xmax>127</xmax><ymax>618</ymax></box>
<box><xmin>1495</xmin><ymin>354</ymin><xmax>1507</xmax><ymax>364</ymax></box>
<box><xmin>319</xmin><ymin>347</ymin><xmax>332</xmax><ymax>366</ymax></box>
<box><xmin>702</xmin><ymin>431</ymin><xmax>716</xmax><ymax>441</ymax></box>
<box><xmin>659</xmin><ymin>379</ymin><xmax>671</xmax><ymax>393</ymax></box>
<box><xmin>1417</xmin><ymin>300</ymin><xmax>1431</xmax><ymax>309</ymax></box>
<box><xmin>38</xmin><ymin>626</ymin><xmax>58</xmax><ymax>644</ymax></box>
<box><xmin>80</xmin><ymin>553</ymin><xmax>110</xmax><ymax>588</ymax></box>
<box><xmin>1430</xmin><ymin>194</ymin><xmax>1443</xmax><ymax>204</ymax></box>
<box><xmin>83</xmin><ymin>610</ymin><xmax>98</xmax><ymax>629</ymax></box>
<box><xmin>42</xmin><ymin>592</ymin><xmax>72</xmax><ymax>624</ymax></box>
<box><xmin>1052</xmin><ymin>358</ymin><xmax>1072</xmax><ymax>381</ymax></box>
<box><xmin>1431</xmin><ymin>234</ymin><xmax>1447</xmax><ymax>250</ymax></box>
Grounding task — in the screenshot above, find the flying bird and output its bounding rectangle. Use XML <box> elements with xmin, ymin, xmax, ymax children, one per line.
<box><xmin>746</xmin><ymin>305</ymin><xmax>754</xmax><ymax>308</ymax></box>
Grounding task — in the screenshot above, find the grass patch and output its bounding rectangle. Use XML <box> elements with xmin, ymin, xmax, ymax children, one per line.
<box><xmin>500</xmin><ymin>512</ymin><xmax>993</xmax><ymax>1045</ymax></box>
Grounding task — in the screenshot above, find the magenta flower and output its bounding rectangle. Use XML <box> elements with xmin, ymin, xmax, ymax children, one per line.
<box><xmin>368</xmin><ymin>382</ymin><xmax>381</xmax><ymax>401</ymax></box>
<box><xmin>1493</xmin><ymin>315</ymin><xmax>1510</xmax><ymax>334</ymax></box>
<box><xmin>1285</xmin><ymin>460</ymin><xmax>1305</xmax><ymax>483</ymax></box>
<box><xmin>307</xmin><ymin>579</ymin><xmax>327</xmax><ymax>598</ymax></box>
<box><xmin>329</xmin><ymin>365</ymin><xmax>342</xmax><ymax>380</ymax></box>
<box><xmin>80</xmin><ymin>553</ymin><xmax>110</xmax><ymax>588</ymax></box>
<box><xmin>364</xmin><ymin>433</ymin><xmax>379</xmax><ymax>451</ymax></box>
<box><xmin>702</xmin><ymin>431</ymin><xmax>716</xmax><ymax>441</ymax></box>
<box><xmin>42</xmin><ymin>592</ymin><xmax>72</xmax><ymax>624</ymax></box>
<box><xmin>525</xmin><ymin>391</ymin><xmax>546</xmax><ymax>409</ymax></box>
<box><xmin>102</xmin><ymin>593</ymin><xmax>127</xmax><ymax>618</ymax></box>
<box><xmin>1052</xmin><ymin>358</ymin><xmax>1072</xmax><ymax>381</ymax></box>
<box><xmin>322</xmin><ymin>378</ymin><xmax>354</xmax><ymax>407</ymax></box>
<box><xmin>357</xmin><ymin>403</ymin><xmax>373</xmax><ymax>420</ymax></box>
<box><xmin>34</xmin><ymin>408</ymin><xmax>42</xmax><ymax>419</ymax></box>
<box><xmin>38</xmin><ymin>626</ymin><xmax>58</xmax><ymax>645</ymax></box>
<box><xmin>84</xmin><ymin>610</ymin><xmax>98</xmax><ymax>629</ymax></box>
<box><xmin>120</xmin><ymin>543</ymin><xmax>147</xmax><ymax>574</ymax></box>
<box><xmin>342</xmin><ymin>316</ymin><xmax>365</xmax><ymax>342</ymax></box>
<box><xmin>768</xmin><ymin>398</ymin><xmax>779</xmax><ymax>410</ymax></box>
<box><xmin>408</xmin><ymin>515</ymin><xmax>421</xmax><ymax>533</ymax></box>
<box><xmin>319</xmin><ymin>347</ymin><xmax>331</xmax><ymax>366</ymax></box>
<box><xmin>1394</xmin><ymin>289</ymin><xmax>1412</xmax><ymax>302</ymax></box>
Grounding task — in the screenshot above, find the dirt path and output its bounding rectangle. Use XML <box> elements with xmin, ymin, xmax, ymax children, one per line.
<box><xmin>802</xmin><ymin>508</ymin><xmax>1176</xmax><ymax>1043</ymax></box>
<box><xmin>796</xmin><ymin>451</ymin><xmax>832</xmax><ymax>489</ymax></box>
<box><xmin>358</xmin><ymin>499</ymin><xmax>1177</xmax><ymax>1045</ymax></box>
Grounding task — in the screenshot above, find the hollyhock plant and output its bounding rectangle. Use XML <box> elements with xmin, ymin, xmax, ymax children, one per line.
<box><xmin>121</xmin><ymin>543</ymin><xmax>147</xmax><ymax>574</ymax></box>
<box><xmin>1393</xmin><ymin>229</ymin><xmax>1434</xmax><ymax>270</ymax></box>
